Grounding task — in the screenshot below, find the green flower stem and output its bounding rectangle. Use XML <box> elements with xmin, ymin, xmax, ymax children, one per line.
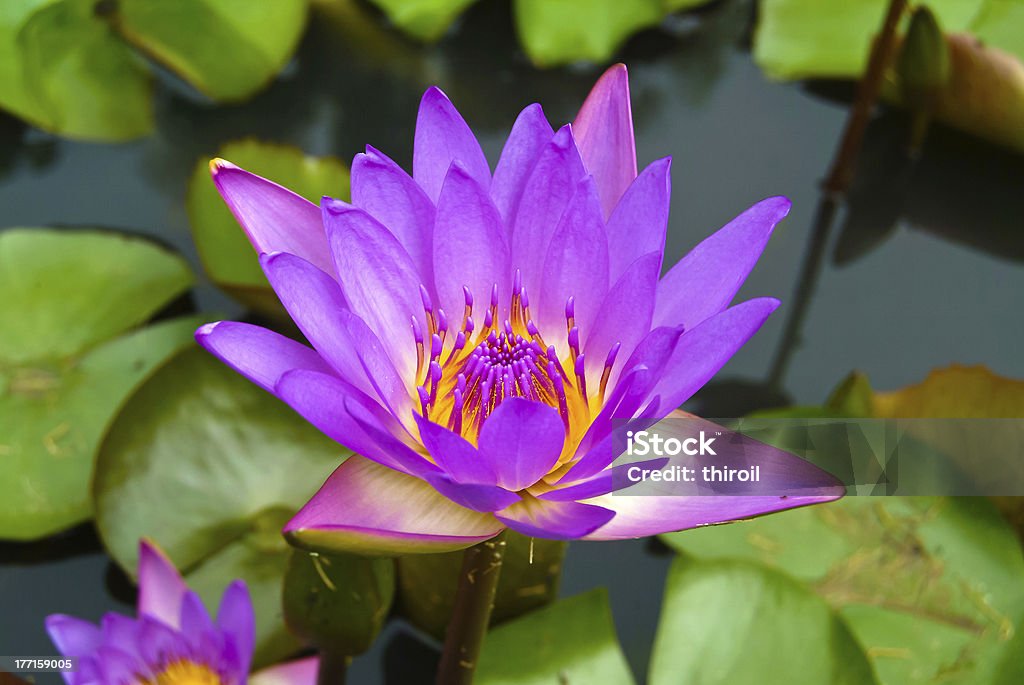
<box><xmin>436</xmin><ymin>532</ymin><xmax>508</xmax><ymax>685</ymax></box>
<box><xmin>316</xmin><ymin>650</ymin><xmax>349</xmax><ymax>685</ymax></box>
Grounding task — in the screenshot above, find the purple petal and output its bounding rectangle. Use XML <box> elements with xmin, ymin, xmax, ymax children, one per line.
<box><xmin>478</xmin><ymin>399</ymin><xmax>565</xmax><ymax>491</ymax></box>
<box><xmin>275</xmin><ymin>369</ymin><xmax>434</xmax><ymax>476</ymax></box>
<box><xmin>178</xmin><ymin>590</ymin><xmax>215</xmax><ymax>638</ymax></box>
<box><xmin>100</xmin><ymin>613</ymin><xmax>140</xmax><ymax>649</ymax></box>
<box><xmin>433</xmin><ymin>163</ymin><xmax>511</xmax><ymax>324</ymax></box>
<box><xmin>605</xmin><ymin>157</ymin><xmax>671</xmax><ymax>284</ymax></box>
<box><xmin>648</xmin><ymin>298</ymin><xmax>781</xmax><ymax>413</ymax></box>
<box><xmin>46</xmin><ymin>615</ymin><xmax>102</xmax><ymax>658</ymax></box>
<box><xmin>284</xmin><ymin>456</ymin><xmax>504</xmax><ymax>555</ymax></box>
<box><xmin>323</xmin><ymin>200</ymin><xmax>425</xmax><ymax>379</ymax></box>
<box><xmin>216</xmin><ymin>580</ymin><xmax>254</xmax><ymax>673</ymax></box>
<box><xmin>351</xmin><ymin>145</ymin><xmax>436</xmax><ymax>286</ymax></box>
<box><xmin>511</xmin><ymin>124</ymin><xmax>586</xmax><ymax>299</ymax></box>
<box><xmin>260</xmin><ymin>252</ymin><xmax>408</xmax><ymax>413</ymax></box>
<box><xmin>425</xmin><ymin>473</ymin><xmax>521</xmax><ymax>513</ymax></box>
<box><xmin>572</xmin><ymin>64</ymin><xmax>637</xmax><ymax>219</ymax></box>
<box><xmin>416</xmin><ymin>417</ymin><xmax>498</xmax><ymax>485</ymax></box>
<box><xmin>582</xmin><ymin>252</ymin><xmax>661</xmax><ymax>387</ymax></box>
<box><xmin>195</xmin><ymin>321</ymin><xmax>334</xmax><ymax>395</ymax></box>
<box><xmin>250</xmin><ymin>657</ymin><xmax>320</xmax><ymax>685</ymax></box>
<box><xmin>137</xmin><ymin>616</ymin><xmax>187</xmax><ymax>670</ymax></box>
<box><xmin>539</xmin><ymin>458</ymin><xmax>669</xmax><ymax>501</ymax></box>
<box><xmin>414</xmin><ymin>86</ymin><xmax>491</xmax><ymax>202</ymax></box>
<box><xmin>210</xmin><ymin>161</ymin><xmax>334</xmax><ymax>276</ymax></box>
<box><xmin>495</xmin><ymin>498</ymin><xmax>614</xmax><ymax>540</ymax></box>
<box><xmin>95</xmin><ymin>646</ymin><xmax>147</xmax><ymax>685</ymax></box>
<box><xmin>137</xmin><ymin>540</ymin><xmax>187</xmax><ymax>629</ymax></box>
<box><xmin>491</xmin><ymin>103</ymin><xmax>554</xmax><ymax>224</ymax></box>
<box><xmin>654</xmin><ymin>196</ymin><xmax>790</xmax><ymax>330</ymax></box>
<box><xmin>537</xmin><ymin>175</ymin><xmax>609</xmax><ymax>346</ymax></box>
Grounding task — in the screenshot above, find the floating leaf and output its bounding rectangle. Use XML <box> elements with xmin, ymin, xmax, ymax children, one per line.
<box><xmin>112</xmin><ymin>0</ymin><xmax>309</xmax><ymax>102</ymax></box>
<box><xmin>650</xmin><ymin>558</ymin><xmax>878</xmax><ymax>685</ymax></box>
<box><xmin>283</xmin><ymin>549</ymin><xmax>395</xmax><ymax>656</ymax></box>
<box><xmin>187</xmin><ymin>140</ymin><xmax>350</xmax><ymax>317</ymax></box>
<box><xmin>476</xmin><ymin>588</ymin><xmax>635</xmax><ymax>685</ymax></box>
<box><xmin>0</xmin><ymin>228</ymin><xmax>195</xmax><ymax>540</ymax></box>
<box><xmin>0</xmin><ymin>0</ymin><xmax>306</xmax><ymax>140</ymax></box>
<box><xmin>93</xmin><ymin>347</ymin><xmax>346</xmax><ymax>666</ymax></box>
<box><xmin>397</xmin><ymin>532</ymin><xmax>564</xmax><ymax>639</ymax></box>
<box><xmin>662</xmin><ymin>498</ymin><xmax>1024</xmax><ymax>684</ymax></box>
<box><xmin>1</xmin><ymin>0</ymin><xmax>153</xmax><ymax>141</ymax></box>
<box><xmin>364</xmin><ymin>0</ymin><xmax>479</xmax><ymax>42</ymax></box>
<box><xmin>754</xmin><ymin>0</ymin><xmax>1024</xmax><ymax>152</ymax></box>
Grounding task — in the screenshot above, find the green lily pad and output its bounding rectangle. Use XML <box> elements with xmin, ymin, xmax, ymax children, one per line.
<box><xmin>187</xmin><ymin>140</ymin><xmax>350</xmax><ymax>317</ymax></box>
<box><xmin>93</xmin><ymin>347</ymin><xmax>347</xmax><ymax>666</ymax></box>
<box><xmin>0</xmin><ymin>228</ymin><xmax>195</xmax><ymax>540</ymax></box>
<box><xmin>0</xmin><ymin>0</ymin><xmax>306</xmax><ymax>141</ymax></box>
<box><xmin>283</xmin><ymin>549</ymin><xmax>395</xmax><ymax>656</ymax></box>
<box><xmin>112</xmin><ymin>0</ymin><xmax>309</xmax><ymax>102</ymax></box>
<box><xmin>662</xmin><ymin>498</ymin><xmax>1024</xmax><ymax>684</ymax></box>
<box><xmin>514</xmin><ymin>0</ymin><xmax>716</xmax><ymax>67</ymax></box>
<box><xmin>754</xmin><ymin>0</ymin><xmax>991</xmax><ymax>80</ymax></box>
<box><xmin>396</xmin><ymin>532</ymin><xmax>564</xmax><ymax>640</ymax></box>
<box><xmin>477</xmin><ymin>588</ymin><xmax>635</xmax><ymax>685</ymax></box>
<box><xmin>650</xmin><ymin>557</ymin><xmax>878</xmax><ymax>685</ymax></box>
<box><xmin>364</xmin><ymin>0</ymin><xmax>479</xmax><ymax>42</ymax></box>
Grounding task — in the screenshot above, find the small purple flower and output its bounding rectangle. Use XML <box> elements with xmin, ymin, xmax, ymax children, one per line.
<box><xmin>46</xmin><ymin>540</ymin><xmax>316</xmax><ymax>685</ymax></box>
<box><xmin>197</xmin><ymin>65</ymin><xmax>842</xmax><ymax>554</ymax></box>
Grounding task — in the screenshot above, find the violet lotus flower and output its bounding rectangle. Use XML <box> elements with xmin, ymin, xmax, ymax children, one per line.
<box><xmin>196</xmin><ymin>65</ymin><xmax>842</xmax><ymax>554</ymax></box>
<box><xmin>46</xmin><ymin>540</ymin><xmax>316</xmax><ymax>685</ymax></box>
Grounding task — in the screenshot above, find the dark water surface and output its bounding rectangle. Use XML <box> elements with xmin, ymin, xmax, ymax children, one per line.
<box><xmin>2</xmin><ymin>0</ymin><xmax>1022</xmax><ymax>682</ymax></box>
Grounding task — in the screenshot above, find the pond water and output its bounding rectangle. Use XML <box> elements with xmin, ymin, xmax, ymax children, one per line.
<box><xmin>1</xmin><ymin>0</ymin><xmax>1022</xmax><ymax>682</ymax></box>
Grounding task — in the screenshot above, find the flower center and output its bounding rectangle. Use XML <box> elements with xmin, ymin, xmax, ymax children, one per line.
<box><xmin>139</xmin><ymin>659</ymin><xmax>225</xmax><ymax>685</ymax></box>
<box><xmin>412</xmin><ymin>271</ymin><xmax>621</xmax><ymax>449</ymax></box>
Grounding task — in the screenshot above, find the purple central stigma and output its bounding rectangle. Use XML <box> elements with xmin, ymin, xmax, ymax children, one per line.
<box><xmin>413</xmin><ymin>271</ymin><xmax>622</xmax><ymax>440</ymax></box>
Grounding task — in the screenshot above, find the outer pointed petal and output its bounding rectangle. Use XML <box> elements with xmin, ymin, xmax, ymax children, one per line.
<box><xmin>495</xmin><ymin>498</ymin><xmax>614</xmax><ymax>540</ymax></box>
<box><xmin>195</xmin><ymin>321</ymin><xmax>334</xmax><ymax>395</ymax></box>
<box><xmin>654</xmin><ymin>196</ymin><xmax>791</xmax><ymax>330</ymax></box>
<box><xmin>425</xmin><ymin>473</ymin><xmax>522</xmax><ymax>513</ymax></box>
<box><xmin>511</xmin><ymin>124</ymin><xmax>586</xmax><ymax>299</ymax></box>
<box><xmin>137</xmin><ymin>540</ymin><xmax>188</xmax><ymax>629</ymax></box>
<box><xmin>414</xmin><ymin>86</ymin><xmax>491</xmax><ymax>202</ymax></box>
<box><xmin>582</xmin><ymin>414</ymin><xmax>844</xmax><ymax>540</ymax></box>
<box><xmin>250</xmin><ymin>657</ymin><xmax>320</xmax><ymax>685</ymax></box>
<box><xmin>491</xmin><ymin>103</ymin><xmax>554</xmax><ymax>224</ymax></box>
<box><xmin>46</xmin><ymin>615</ymin><xmax>102</xmax><ymax>659</ymax></box>
<box><xmin>276</xmin><ymin>369</ymin><xmax>434</xmax><ymax>476</ymax></box>
<box><xmin>323</xmin><ymin>200</ymin><xmax>424</xmax><ymax>379</ymax></box>
<box><xmin>583</xmin><ymin>252</ymin><xmax>661</xmax><ymax>388</ymax></box>
<box><xmin>351</xmin><ymin>146</ymin><xmax>436</xmax><ymax>285</ymax></box>
<box><xmin>478</xmin><ymin>399</ymin><xmax>564</xmax><ymax>492</ymax></box>
<box><xmin>261</xmin><ymin>251</ymin><xmax>409</xmax><ymax>414</ymax></box>
<box><xmin>538</xmin><ymin>175</ymin><xmax>609</xmax><ymax>345</ymax></box>
<box><xmin>572</xmin><ymin>64</ymin><xmax>638</xmax><ymax>218</ymax></box>
<box><xmin>649</xmin><ymin>297</ymin><xmax>781</xmax><ymax>412</ymax></box>
<box><xmin>606</xmin><ymin>157</ymin><xmax>671</xmax><ymax>284</ymax></box>
<box><xmin>216</xmin><ymin>580</ymin><xmax>255</xmax><ymax>673</ymax></box>
<box><xmin>209</xmin><ymin>160</ymin><xmax>334</xmax><ymax>276</ymax></box>
<box><xmin>434</xmin><ymin>163</ymin><xmax>510</xmax><ymax>324</ymax></box>
<box><xmin>284</xmin><ymin>456</ymin><xmax>504</xmax><ymax>556</ymax></box>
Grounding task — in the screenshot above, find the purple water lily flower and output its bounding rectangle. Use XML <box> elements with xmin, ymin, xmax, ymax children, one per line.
<box><xmin>46</xmin><ymin>540</ymin><xmax>316</xmax><ymax>685</ymax></box>
<box><xmin>197</xmin><ymin>64</ymin><xmax>842</xmax><ymax>554</ymax></box>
